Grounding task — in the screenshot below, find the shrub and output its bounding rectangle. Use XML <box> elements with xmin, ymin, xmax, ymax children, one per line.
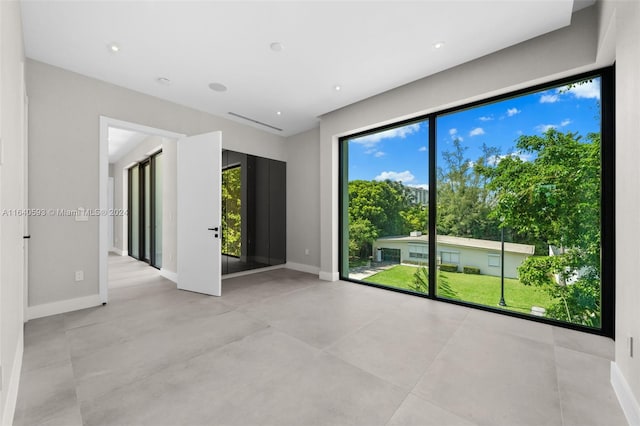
<box><xmin>439</xmin><ymin>263</ymin><xmax>458</xmax><ymax>272</ymax></box>
<box><xmin>463</xmin><ymin>266</ymin><xmax>481</xmax><ymax>275</ymax></box>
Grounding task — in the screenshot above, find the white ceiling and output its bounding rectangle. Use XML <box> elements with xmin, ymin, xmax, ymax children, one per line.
<box><xmin>21</xmin><ymin>1</ymin><xmax>591</xmax><ymax>137</ymax></box>
<box><xmin>108</xmin><ymin>127</ymin><xmax>150</xmax><ymax>163</ymax></box>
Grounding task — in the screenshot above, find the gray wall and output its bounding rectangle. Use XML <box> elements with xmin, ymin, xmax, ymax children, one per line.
<box><xmin>0</xmin><ymin>1</ymin><xmax>26</xmax><ymax>423</ymax></box>
<box><xmin>612</xmin><ymin>0</ymin><xmax>640</xmax><ymax>415</ymax></box>
<box><xmin>285</xmin><ymin>127</ymin><xmax>320</xmax><ymax>270</ymax></box>
<box><xmin>26</xmin><ymin>59</ymin><xmax>287</xmax><ymax>308</ymax></box>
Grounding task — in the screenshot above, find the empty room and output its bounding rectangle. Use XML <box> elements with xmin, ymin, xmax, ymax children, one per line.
<box><xmin>1</xmin><ymin>1</ymin><xmax>639</xmax><ymax>425</ymax></box>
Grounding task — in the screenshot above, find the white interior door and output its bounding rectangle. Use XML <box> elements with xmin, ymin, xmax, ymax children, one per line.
<box><xmin>177</xmin><ymin>131</ymin><xmax>222</xmax><ymax>296</ymax></box>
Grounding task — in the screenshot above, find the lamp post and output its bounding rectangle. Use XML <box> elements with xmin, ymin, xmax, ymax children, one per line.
<box><xmin>499</xmin><ymin>222</ymin><xmax>507</xmax><ymax>307</ymax></box>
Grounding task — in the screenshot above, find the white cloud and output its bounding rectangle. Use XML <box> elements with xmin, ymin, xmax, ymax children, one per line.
<box><xmin>418</xmin><ymin>146</ymin><xmax>427</xmax><ymax>152</ymax></box>
<box><xmin>564</xmin><ymin>80</ymin><xmax>600</xmax><ymax>100</ymax></box>
<box><xmin>374</xmin><ymin>151</ymin><xmax>385</xmax><ymax>158</ymax></box>
<box><xmin>351</xmin><ymin>123</ymin><xmax>421</xmax><ymax>148</ymax></box>
<box><xmin>535</xmin><ymin>119</ymin><xmax>571</xmax><ymax>133</ymax></box>
<box><xmin>479</xmin><ymin>116</ymin><xmax>493</xmax><ymax>122</ymax></box>
<box><xmin>449</xmin><ymin>128</ymin><xmax>458</xmax><ymax>136</ymax></box>
<box><xmin>487</xmin><ymin>151</ymin><xmax>532</xmax><ymax>166</ymax></box>
<box><xmin>536</xmin><ymin>124</ymin><xmax>558</xmax><ymax>133</ymax></box>
<box><xmin>469</xmin><ymin>127</ymin><xmax>485</xmax><ymax>137</ymax></box>
<box><xmin>540</xmin><ymin>94</ymin><xmax>559</xmax><ymax>104</ymax></box>
<box><xmin>506</xmin><ymin>108</ymin><xmax>521</xmax><ymax>117</ymax></box>
<box><xmin>407</xmin><ymin>183</ymin><xmax>429</xmax><ymax>190</ymax></box>
<box><xmin>374</xmin><ymin>170</ymin><xmax>415</xmax><ymax>183</ymax></box>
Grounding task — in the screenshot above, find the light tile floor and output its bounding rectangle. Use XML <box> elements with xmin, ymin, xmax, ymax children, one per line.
<box><xmin>13</xmin><ymin>255</ymin><xmax>627</xmax><ymax>426</ymax></box>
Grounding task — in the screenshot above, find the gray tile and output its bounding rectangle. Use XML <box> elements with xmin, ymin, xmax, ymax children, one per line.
<box><xmin>327</xmin><ymin>298</ymin><xmax>465</xmax><ymax>389</ymax></box>
<box><xmin>66</xmin><ymin>295</ymin><xmax>235</xmax><ymax>359</ymax></box>
<box><xmin>15</xmin><ymin>360</ymin><xmax>80</xmax><ymax>426</ymax></box>
<box><xmin>552</xmin><ymin>327</ymin><xmax>615</xmax><ymax>360</ymax></box>
<box><xmin>80</xmin><ymin>327</ymin><xmax>320</xmax><ymax>426</ymax></box>
<box><xmin>463</xmin><ymin>308</ymin><xmax>555</xmax><ymax>345</ymax></box>
<box><xmin>212</xmin><ymin>352</ymin><xmax>408</xmax><ymax>426</ymax></box>
<box><xmin>72</xmin><ymin>309</ymin><xmax>268</xmax><ymax>402</ymax></box>
<box><xmin>17</xmin><ymin>257</ymin><xmax>626</xmax><ymax>426</ymax></box>
<box><xmin>23</xmin><ymin>328</ymin><xmax>69</xmax><ymax>373</ymax></box>
<box><xmin>555</xmin><ymin>347</ymin><xmax>627</xmax><ymax>426</ymax></box>
<box><xmin>387</xmin><ymin>393</ymin><xmax>477</xmax><ymax>426</ymax></box>
<box><xmin>220</xmin><ymin>274</ymin><xmax>319</xmax><ymax>306</ymax></box>
<box><xmin>413</xmin><ymin>325</ymin><xmax>562</xmax><ymax>426</ymax></box>
<box><xmin>242</xmin><ymin>281</ymin><xmax>408</xmax><ymax>349</ymax></box>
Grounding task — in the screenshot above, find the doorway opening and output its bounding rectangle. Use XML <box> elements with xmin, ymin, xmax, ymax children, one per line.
<box><xmin>99</xmin><ymin>117</ymin><xmax>184</xmax><ymax>303</ymax></box>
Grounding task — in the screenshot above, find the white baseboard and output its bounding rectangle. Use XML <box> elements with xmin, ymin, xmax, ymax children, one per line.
<box><xmin>27</xmin><ymin>294</ymin><xmax>102</xmax><ymax>320</ymax></box>
<box><xmin>109</xmin><ymin>247</ymin><xmax>127</xmax><ymax>256</ymax></box>
<box><xmin>286</xmin><ymin>262</ymin><xmax>320</xmax><ymax>275</ymax></box>
<box><xmin>319</xmin><ymin>270</ymin><xmax>339</xmax><ymax>282</ymax></box>
<box><xmin>160</xmin><ymin>268</ymin><xmax>178</xmax><ymax>283</ymax></box>
<box><xmin>221</xmin><ymin>264</ymin><xmax>285</xmax><ymax>280</ymax></box>
<box><xmin>611</xmin><ymin>361</ymin><xmax>640</xmax><ymax>425</ymax></box>
<box><xmin>2</xmin><ymin>329</ymin><xmax>23</xmax><ymax>426</ymax></box>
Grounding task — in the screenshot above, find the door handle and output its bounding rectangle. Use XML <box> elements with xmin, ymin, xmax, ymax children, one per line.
<box><xmin>23</xmin><ymin>235</ymin><xmax>31</xmax><ymax>239</ymax></box>
<box><xmin>208</xmin><ymin>227</ymin><xmax>221</xmax><ymax>238</ymax></box>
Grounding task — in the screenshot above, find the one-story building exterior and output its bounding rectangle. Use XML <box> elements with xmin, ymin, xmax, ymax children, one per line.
<box><xmin>373</xmin><ymin>233</ymin><xmax>535</xmax><ymax>279</ymax></box>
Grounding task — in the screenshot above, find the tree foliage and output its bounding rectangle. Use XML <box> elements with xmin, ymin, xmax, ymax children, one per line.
<box><xmin>477</xmin><ymin>129</ymin><xmax>601</xmax><ymax>326</ymax></box>
<box><xmin>348</xmin><ymin>179</ymin><xmax>421</xmax><ymax>259</ymax></box>
<box><xmin>437</xmin><ymin>139</ymin><xmax>501</xmax><ymax>240</ymax></box>
<box><xmin>222</xmin><ymin>167</ymin><xmax>242</xmax><ymax>257</ymax></box>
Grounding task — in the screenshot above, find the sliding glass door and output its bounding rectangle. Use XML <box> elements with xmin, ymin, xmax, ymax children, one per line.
<box><xmin>340</xmin><ymin>68</ymin><xmax>614</xmax><ymax>335</ymax></box>
<box><xmin>128</xmin><ymin>151</ymin><xmax>163</xmax><ymax>268</ymax></box>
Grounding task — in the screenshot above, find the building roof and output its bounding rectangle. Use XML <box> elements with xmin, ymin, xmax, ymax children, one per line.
<box><xmin>376</xmin><ymin>234</ymin><xmax>535</xmax><ymax>255</ymax></box>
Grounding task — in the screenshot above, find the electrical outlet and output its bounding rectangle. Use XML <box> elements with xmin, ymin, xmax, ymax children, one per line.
<box><xmin>75</xmin><ymin>270</ymin><xmax>84</xmax><ymax>281</ymax></box>
<box><xmin>305</xmin><ymin>249</ymin><xmax>310</xmax><ymax>256</ymax></box>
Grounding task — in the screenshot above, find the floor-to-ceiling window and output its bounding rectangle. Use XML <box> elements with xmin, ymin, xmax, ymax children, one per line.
<box><xmin>340</xmin><ymin>68</ymin><xmax>614</xmax><ymax>335</ymax></box>
<box><xmin>128</xmin><ymin>150</ymin><xmax>163</xmax><ymax>268</ymax></box>
<box><xmin>222</xmin><ymin>165</ymin><xmax>242</xmax><ymax>258</ymax></box>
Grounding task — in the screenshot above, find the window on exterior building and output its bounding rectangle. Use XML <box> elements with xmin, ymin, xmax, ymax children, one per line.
<box><xmin>408</xmin><ymin>244</ymin><xmax>428</xmax><ymax>259</ymax></box>
<box><xmin>339</xmin><ymin>68</ymin><xmax>614</xmax><ymax>336</ymax></box>
<box><xmin>440</xmin><ymin>251</ymin><xmax>460</xmax><ymax>265</ymax></box>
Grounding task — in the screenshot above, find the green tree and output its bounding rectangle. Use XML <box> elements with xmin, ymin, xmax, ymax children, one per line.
<box><xmin>222</xmin><ymin>167</ymin><xmax>242</xmax><ymax>257</ymax></box>
<box><xmin>437</xmin><ymin>139</ymin><xmax>501</xmax><ymax>240</ymax></box>
<box><xmin>348</xmin><ymin>179</ymin><xmax>414</xmax><ymax>260</ymax></box>
<box><xmin>478</xmin><ymin>130</ymin><xmax>601</xmax><ymax>326</ymax></box>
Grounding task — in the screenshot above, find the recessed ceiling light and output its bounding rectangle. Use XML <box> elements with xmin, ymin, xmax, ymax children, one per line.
<box><xmin>156</xmin><ymin>77</ymin><xmax>172</xmax><ymax>86</ymax></box>
<box><xmin>270</xmin><ymin>42</ymin><xmax>284</xmax><ymax>52</ymax></box>
<box><xmin>208</xmin><ymin>82</ymin><xmax>228</xmax><ymax>92</ymax></box>
<box><xmin>108</xmin><ymin>43</ymin><xmax>120</xmax><ymax>53</ymax></box>
<box><xmin>433</xmin><ymin>41</ymin><xmax>445</xmax><ymax>49</ymax></box>
<box><xmin>334</xmin><ymin>85</ymin><xmax>342</xmax><ymax>92</ymax></box>
<box><xmin>276</xmin><ymin>111</ymin><xmax>282</xmax><ymax>116</ymax></box>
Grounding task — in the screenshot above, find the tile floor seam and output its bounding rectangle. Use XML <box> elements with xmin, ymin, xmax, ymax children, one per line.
<box><xmin>382</xmin><ymin>390</ymin><xmax>414</xmax><ymax>426</ymax></box>
<box><xmin>405</xmin><ymin>309</ymin><xmax>470</xmax><ymax>398</ymax></box>
<box><xmin>70</xmin><ymin>319</ymin><xmax>272</xmax><ymax>407</ymax></box>
<box><xmin>224</xmin><ymin>278</ymin><xmax>321</xmax><ymax>309</ymax></box>
<box><xmin>553</xmin><ymin>345</ymin><xmax>568</xmax><ymax>426</ymax></box>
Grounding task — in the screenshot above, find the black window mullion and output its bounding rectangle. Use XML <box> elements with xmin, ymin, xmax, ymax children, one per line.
<box><xmin>150</xmin><ymin>155</ymin><xmax>157</xmax><ymax>268</ymax></box>
<box><xmin>428</xmin><ymin>114</ymin><xmax>437</xmax><ymax>298</ymax></box>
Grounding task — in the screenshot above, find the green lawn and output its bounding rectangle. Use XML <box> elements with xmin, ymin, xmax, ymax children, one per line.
<box><xmin>363</xmin><ymin>265</ymin><xmax>554</xmax><ymax>315</ymax></box>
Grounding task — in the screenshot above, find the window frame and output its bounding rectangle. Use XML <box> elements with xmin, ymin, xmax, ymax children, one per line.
<box><xmin>338</xmin><ymin>66</ymin><xmax>615</xmax><ymax>338</ymax></box>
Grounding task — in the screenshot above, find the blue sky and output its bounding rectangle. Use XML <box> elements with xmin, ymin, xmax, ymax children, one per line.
<box><xmin>348</xmin><ymin>78</ymin><xmax>602</xmax><ymax>189</ymax></box>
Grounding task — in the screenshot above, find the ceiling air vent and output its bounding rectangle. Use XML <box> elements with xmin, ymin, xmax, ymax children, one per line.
<box><xmin>228</xmin><ymin>112</ymin><xmax>283</xmax><ymax>132</ymax></box>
